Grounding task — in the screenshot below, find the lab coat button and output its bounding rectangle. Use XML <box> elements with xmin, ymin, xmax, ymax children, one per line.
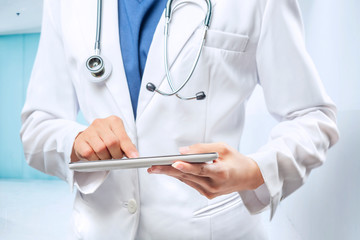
<box><xmin>128</xmin><ymin>199</ymin><xmax>137</xmax><ymax>214</ymax></box>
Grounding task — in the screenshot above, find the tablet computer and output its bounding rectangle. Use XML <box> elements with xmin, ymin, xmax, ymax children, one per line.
<box><xmin>68</xmin><ymin>152</ymin><xmax>218</xmax><ymax>172</ymax></box>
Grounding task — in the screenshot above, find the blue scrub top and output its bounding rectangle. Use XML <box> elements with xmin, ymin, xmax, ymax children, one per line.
<box><xmin>118</xmin><ymin>0</ymin><xmax>167</xmax><ymax>118</ymax></box>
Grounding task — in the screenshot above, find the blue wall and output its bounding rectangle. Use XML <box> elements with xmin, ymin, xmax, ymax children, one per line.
<box><xmin>0</xmin><ymin>33</ymin><xmax>56</xmax><ymax>179</ymax></box>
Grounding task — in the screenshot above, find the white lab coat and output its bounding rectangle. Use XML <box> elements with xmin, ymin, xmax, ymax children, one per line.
<box><xmin>21</xmin><ymin>0</ymin><xmax>339</xmax><ymax>239</ymax></box>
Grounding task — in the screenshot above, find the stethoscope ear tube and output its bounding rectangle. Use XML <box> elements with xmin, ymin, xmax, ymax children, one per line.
<box><xmin>204</xmin><ymin>0</ymin><xmax>212</xmax><ymax>27</ymax></box>
<box><xmin>146</xmin><ymin>82</ymin><xmax>206</xmax><ymax>100</ymax></box>
<box><xmin>146</xmin><ymin>0</ymin><xmax>212</xmax><ymax>101</ymax></box>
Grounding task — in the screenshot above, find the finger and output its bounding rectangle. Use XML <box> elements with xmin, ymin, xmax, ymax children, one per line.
<box><xmin>150</xmin><ymin>166</ymin><xmax>216</xmax><ymax>199</ymax></box>
<box><xmin>148</xmin><ymin>165</ymin><xmax>212</xmax><ymax>189</ymax></box>
<box><xmin>172</xmin><ymin>161</ymin><xmax>219</xmax><ymax>178</ymax></box>
<box><xmin>109</xmin><ymin>118</ymin><xmax>138</xmax><ymax>158</ymax></box>
<box><xmin>86</xmin><ymin>135</ymin><xmax>112</xmax><ymax>160</ymax></box>
<box><xmin>75</xmin><ymin>139</ymin><xmax>99</xmax><ymax>161</ymax></box>
<box><xmin>97</xmin><ymin>128</ymin><xmax>123</xmax><ymax>159</ymax></box>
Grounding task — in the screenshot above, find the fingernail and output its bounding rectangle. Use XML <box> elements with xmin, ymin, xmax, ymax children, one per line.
<box><xmin>172</xmin><ymin>162</ymin><xmax>183</xmax><ymax>170</ymax></box>
<box><xmin>130</xmin><ymin>152</ymin><xmax>139</xmax><ymax>158</ymax></box>
<box><xmin>179</xmin><ymin>146</ymin><xmax>190</xmax><ymax>154</ymax></box>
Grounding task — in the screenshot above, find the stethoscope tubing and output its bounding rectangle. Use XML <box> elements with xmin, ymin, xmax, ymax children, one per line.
<box><xmin>86</xmin><ymin>0</ymin><xmax>212</xmax><ymax>100</ymax></box>
<box><xmin>150</xmin><ymin>0</ymin><xmax>212</xmax><ymax>100</ymax></box>
<box><xmin>157</xmin><ymin>24</ymin><xmax>208</xmax><ymax>99</ymax></box>
<box><xmin>166</xmin><ymin>0</ymin><xmax>212</xmax><ymax>27</ymax></box>
<box><xmin>95</xmin><ymin>0</ymin><xmax>102</xmax><ymax>55</ymax></box>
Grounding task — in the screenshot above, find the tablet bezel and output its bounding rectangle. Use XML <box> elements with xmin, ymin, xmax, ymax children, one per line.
<box><xmin>68</xmin><ymin>152</ymin><xmax>218</xmax><ymax>172</ymax></box>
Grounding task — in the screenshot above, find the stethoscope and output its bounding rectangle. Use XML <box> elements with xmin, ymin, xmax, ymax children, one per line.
<box><xmin>85</xmin><ymin>0</ymin><xmax>212</xmax><ymax>101</ymax></box>
<box><xmin>85</xmin><ymin>0</ymin><xmax>112</xmax><ymax>83</ymax></box>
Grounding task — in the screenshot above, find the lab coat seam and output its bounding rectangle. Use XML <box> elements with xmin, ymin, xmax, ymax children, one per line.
<box><xmin>45</xmin><ymin>0</ymin><xmax>61</xmax><ymax>40</ymax></box>
<box><xmin>23</xmin><ymin>148</ymin><xmax>57</xmax><ymax>155</ymax></box>
<box><xmin>71</xmin><ymin>80</ymin><xmax>81</xmax><ymax>123</ymax></box>
<box><xmin>254</xmin><ymin>0</ymin><xmax>270</xmax><ymax>87</ymax></box>
<box><xmin>239</xmin><ymin>189</ymin><xmax>271</xmax><ymax>216</ymax></box>
<box><xmin>248</xmin><ymin>151</ymin><xmax>281</xmax><ymax>203</ymax></box>
<box><xmin>282</xmin><ymin>105</ymin><xmax>333</xmax><ymax>121</ymax></box>
<box><xmin>203</xmin><ymin>45</ymin><xmax>248</xmax><ymax>54</ymax></box>
<box><xmin>203</xmin><ymin>65</ymin><xmax>211</xmax><ymax>143</ymax></box>
<box><xmin>194</xmin><ymin>194</ymin><xmax>242</xmax><ymax>218</ymax></box>
<box><xmin>22</xmin><ymin>121</ymin><xmax>86</xmax><ymax>155</ymax></box>
<box><xmin>69</xmin><ymin>0</ymin><xmax>94</xmax><ymax>54</ymax></box>
<box><xmin>252</xmin><ymin>187</ymin><xmax>270</xmax><ymax>209</ymax></box>
<box><xmin>206</xmin><ymin>28</ymin><xmax>249</xmax><ymax>38</ymax></box>
<box><xmin>282</xmin><ymin>212</ymin><xmax>303</xmax><ymax>239</ymax></box>
<box><xmin>209</xmin><ymin>212</ymin><xmax>213</xmax><ymax>240</ymax></box>
<box><xmin>24</xmin><ymin>151</ymin><xmax>68</xmax><ymax>181</ymax></box>
<box><xmin>131</xmin><ymin>169</ymin><xmax>141</xmax><ymax>240</ymax></box>
<box><xmin>255</xmin><ymin>180</ymin><xmax>275</xmax><ymax>215</ymax></box>
<box><xmin>203</xmin><ymin>29</ymin><xmax>250</xmax><ymax>52</ymax></box>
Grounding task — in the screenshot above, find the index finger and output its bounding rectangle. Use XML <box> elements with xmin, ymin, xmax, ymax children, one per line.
<box><xmin>110</xmin><ymin>119</ymin><xmax>139</xmax><ymax>158</ymax></box>
<box><xmin>172</xmin><ymin>161</ymin><xmax>218</xmax><ymax>178</ymax></box>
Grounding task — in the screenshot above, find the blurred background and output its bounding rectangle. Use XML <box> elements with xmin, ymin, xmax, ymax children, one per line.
<box><xmin>0</xmin><ymin>0</ymin><xmax>359</xmax><ymax>239</ymax></box>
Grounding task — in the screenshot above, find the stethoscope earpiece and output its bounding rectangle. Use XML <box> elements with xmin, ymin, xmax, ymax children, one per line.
<box><xmin>146</xmin><ymin>82</ymin><xmax>206</xmax><ymax>101</ymax></box>
<box><xmin>146</xmin><ymin>83</ymin><xmax>156</xmax><ymax>92</ymax></box>
<box><xmin>196</xmin><ymin>92</ymin><xmax>206</xmax><ymax>100</ymax></box>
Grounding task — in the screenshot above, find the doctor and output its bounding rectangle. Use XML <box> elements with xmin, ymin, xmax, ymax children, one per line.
<box><xmin>21</xmin><ymin>0</ymin><xmax>339</xmax><ymax>239</ymax></box>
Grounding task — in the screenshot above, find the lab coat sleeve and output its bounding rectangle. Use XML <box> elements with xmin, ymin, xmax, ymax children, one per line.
<box><xmin>238</xmin><ymin>0</ymin><xmax>339</xmax><ymax>219</ymax></box>
<box><xmin>20</xmin><ymin>0</ymin><xmax>108</xmax><ymax>193</ymax></box>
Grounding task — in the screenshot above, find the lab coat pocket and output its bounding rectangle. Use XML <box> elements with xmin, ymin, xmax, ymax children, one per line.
<box><xmin>204</xmin><ymin>29</ymin><xmax>249</xmax><ymax>52</ymax></box>
<box><xmin>193</xmin><ymin>193</ymin><xmax>242</xmax><ymax>218</ymax></box>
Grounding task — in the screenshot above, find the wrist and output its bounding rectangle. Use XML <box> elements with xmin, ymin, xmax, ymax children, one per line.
<box><xmin>247</xmin><ymin>157</ymin><xmax>264</xmax><ymax>190</ymax></box>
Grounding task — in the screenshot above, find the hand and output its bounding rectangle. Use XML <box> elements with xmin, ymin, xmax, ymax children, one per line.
<box><xmin>147</xmin><ymin>143</ymin><xmax>264</xmax><ymax>199</ymax></box>
<box><xmin>71</xmin><ymin>116</ymin><xmax>138</xmax><ymax>162</ymax></box>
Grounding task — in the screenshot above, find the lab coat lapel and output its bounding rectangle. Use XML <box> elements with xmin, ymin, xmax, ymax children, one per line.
<box><xmin>101</xmin><ymin>0</ymin><xmax>135</xmax><ymax>132</ymax></box>
<box><xmin>75</xmin><ymin>0</ymin><xmax>135</xmax><ymax>133</ymax></box>
<box><xmin>137</xmin><ymin>0</ymin><xmax>217</xmax><ymax>119</ymax></box>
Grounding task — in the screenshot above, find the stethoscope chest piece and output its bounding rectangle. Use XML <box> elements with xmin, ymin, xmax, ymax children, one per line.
<box><xmin>84</xmin><ymin>54</ymin><xmax>112</xmax><ymax>84</ymax></box>
<box><xmin>86</xmin><ymin>55</ymin><xmax>104</xmax><ymax>77</ymax></box>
